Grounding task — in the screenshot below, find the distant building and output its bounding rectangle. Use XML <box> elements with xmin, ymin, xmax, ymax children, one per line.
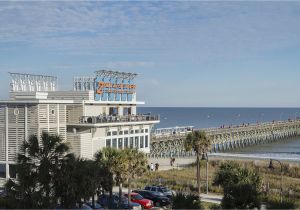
<box><xmin>0</xmin><ymin>70</ymin><xmax>159</xmax><ymax>183</ymax></box>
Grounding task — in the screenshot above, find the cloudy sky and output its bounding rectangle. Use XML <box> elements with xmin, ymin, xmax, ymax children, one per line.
<box><xmin>0</xmin><ymin>1</ymin><xmax>300</xmax><ymax>107</ymax></box>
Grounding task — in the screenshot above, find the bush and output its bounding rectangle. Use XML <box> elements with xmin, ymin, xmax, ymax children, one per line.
<box><xmin>266</xmin><ymin>199</ymin><xmax>296</xmax><ymax>209</ymax></box>
<box><xmin>172</xmin><ymin>192</ymin><xmax>202</xmax><ymax>209</ymax></box>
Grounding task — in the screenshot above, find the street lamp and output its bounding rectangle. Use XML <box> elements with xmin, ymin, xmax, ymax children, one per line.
<box><xmin>201</xmin><ymin>153</ymin><xmax>209</xmax><ymax>194</ymax></box>
<box><xmin>268</xmin><ymin>159</ymin><xmax>283</xmax><ymax>203</ymax></box>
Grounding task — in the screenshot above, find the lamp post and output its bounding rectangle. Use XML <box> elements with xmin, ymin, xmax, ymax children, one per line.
<box><xmin>201</xmin><ymin>152</ymin><xmax>209</xmax><ymax>194</ymax></box>
<box><xmin>268</xmin><ymin>159</ymin><xmax>283</xmax><ymax>203</ymax></box>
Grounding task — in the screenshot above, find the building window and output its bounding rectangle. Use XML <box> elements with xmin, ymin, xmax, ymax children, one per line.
<box><xmin>130</xmin><ymin>130</ymin><xmax>134</xmax><ymax>134</ymax></box>
<box><xmin>0</xmin><ymin>164</ymin><xmax>5</xmax><ymax>178</ymax></box>
<box><xmin>141</xmin><ymin>129</ymin><xmax>144</xmax><ymax>133</ymax></box>
<box><xmin>112</xmin><ymin>131</ymin><xmax>118</xmax><ymax>136</ymax></box>
<box><xmin>106</xmin><ymin>139</ymin><xmax>111</xmax><ymax>147</ymax></box>
<box><xmin>9</xmin><ymin>164</ymin><xmax>17</xmax><ymax>179</ymax></box>
<box><xmin>145</xmin><ymin>135</ymin><xmax>149</xmax><ymax>148</ymax></box>
<box><xmin>140</xmin><ymin>136</ymin><xmax>144</xmax><ymax>148</ymax></box>
<box><xmin>107</xmin><ymin>131</ymin><xmax>111</xmax><ymax>136</ymax></box>
<box><xmin>124</xmin><ymin>137</ymin><xmax>128</xmax><ymax>148</ymax></box>
<box><xmin>130</xmin><ymin>137</ymin><xmax>134</xmax><ymax>148</ymax></box>
<box><xmin>119</xmin><ymin>131</ymin><xmax>123</xmax><ymax>135</ymax></box>
<box><xmin>51</xmin><ymin>109</ymin><xmax>55</xmax><ymax>115</ymax></box>
<box><xmin>124</xmin><ymin>130</ymin><xmax>129</xmax><ymax>135</ymax></box>
<box><xmin>145</xmin><ymin>129</ymin><xmax>149</xmax><ymax>133</ymax></box>
<box><xmin>135</xmin><ymin>129</ymin><xmax>139</xmax><ymax>134</ymax></box>
<box><xmin>112</xmin><ymin>139</ymin><xmax>117</xmax><ymax>148</ymax></box>
<box><xmin>118</xmin><ymin>138</ymin><xmax>123</xmax><ymax>149</ymax></box>
<box><xmin>135</xmin><ymin>136</ymin><xmax>139</xmax><ymax>148</ymax></box>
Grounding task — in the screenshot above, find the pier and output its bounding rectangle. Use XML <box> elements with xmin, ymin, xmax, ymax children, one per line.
<box><xmin>149</xmin><ymin>120</ymin><xmax>300</xmax><ymax>158</ymax></box>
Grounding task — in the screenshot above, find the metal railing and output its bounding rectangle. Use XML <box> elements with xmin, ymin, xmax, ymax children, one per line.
<box><xmin>79</xmin><ymin>114</ymin><xmax>160</xmax><ymax>124</ymax></box>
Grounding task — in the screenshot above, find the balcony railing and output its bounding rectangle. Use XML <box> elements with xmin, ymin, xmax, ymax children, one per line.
<box><xmin>79</xmin><ymin>114</ymin><xmax>160</xmax><ymax>124</ymax></box>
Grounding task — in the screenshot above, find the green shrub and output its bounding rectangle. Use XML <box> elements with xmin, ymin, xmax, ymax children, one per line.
<box><xmin>172</xmin><ymin>192</ymin><xmax>202</xmax><ymax>209</ymax></box>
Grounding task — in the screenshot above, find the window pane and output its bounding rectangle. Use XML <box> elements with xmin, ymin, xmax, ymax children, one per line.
<box><xmin>135</xmin><ymin>129</ymin><xmax>139</xmax><ymax>134</ymax></box>
<box><xmin>124</xmin><ymin>130</ymin><xmax>129</xmax><ymax>135</ymax></box>
<box><xmin>112</xmin><ymin>131</ymin><xmax>118</xmax><ymax>135</ymax></box>
<box><xmin>124</xmin><ymin>137</ymin><xmax>128</xmax><ymax>148</ymax></box>
<box><xmin>145</xmin><ymin>135</ymin><xmax>148</xmax><ymax>148</ymax></box>
<box><xmin>106</xmin><ymin>139</ymin><xmax>111</xmax><ymax>147</ymax></box>
<box><xmin>112</xmin><ymin>139</ymin><xmax>117</xmax><ymax>148</ymax></box>
<box><xmin>135</xmin><ymin>136</ymin><xmax>139</xmax><ymax>148</ymax></box>
<box><xmin>130</xmin><ymin>137</ymin><xmax>134</xmax><ymax>148</ymax></box>
<box><xmin>140</xmin><ymin>136</ymin><xmax>144</xmax><ymax>148</ymax></box>
<box><xmin>118</xmin><ymin>138</ymin><xmax>123</xmax><ymax>149</ymax></box>
<box><xmin>107</xmin><ymin>131</ymin><xmax>111</xmax><ymax>136</ymax></box>
<box><xmin>119</xmin><ymin>131</ymin><xmax>123</xmax><ymax>135</ymax></box>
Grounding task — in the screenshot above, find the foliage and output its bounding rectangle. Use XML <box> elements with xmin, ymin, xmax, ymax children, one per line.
<box><xmin>213</xmin><ymin>161</ymin><xmax>262</xmax><ymax>209</ymax></box>
<box><xmin>265</xmin><ymin>197</ymin><xmax>296</xmax><ymax>209</ymax></box>
<box><xmin>54</xmin><ymin>154</ymin><xmax>105</xmax><ymax>208</ymax></box>
<box><xmin>185</xmin><ymin>130</ymin><xmax>211</xmax><ymax>154</ymax></box>
<box><xmin>5</xmin><ymin>133</ymin><xmax>69</xmax><ymax>209</ymax></box>
<box><xmin>185</xmin><ymin>130</ymin><xmax>211</xmax><ymax>198</ymax></box>
<box><xmin>172</xmin><ymin>192</ymin><xmax>202</xmax><ymax>209</ymax></box>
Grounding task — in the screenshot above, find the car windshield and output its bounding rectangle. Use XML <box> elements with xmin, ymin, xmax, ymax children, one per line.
<box><xmin>160</xmin><ymin>187</ymin><xmax>168</xmax><ymax>192</ymax></box>
<box><xmin>132</xmin><ymin>194</ymin><xmax>143</xmax><ymax>200</ymax></box>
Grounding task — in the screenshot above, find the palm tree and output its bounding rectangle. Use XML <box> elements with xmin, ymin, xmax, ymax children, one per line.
<box><xmin>185</xmin><ymin>130</ymin><xmax>211</xmax><ymax>200</ymax></box>
<box><xmin>123</xmin><ymin>148</ymin><xmax>148</xmax><ymax>207</ymax></box>
<box><xmin>5</xmin><ymin>132</ymin><xmax>69</xmax><ymax>208</ymax></box>
<box><xmin>95</xmin><ymin>147</ymin><xmax>127</xmax><ymax>208</ymax></box>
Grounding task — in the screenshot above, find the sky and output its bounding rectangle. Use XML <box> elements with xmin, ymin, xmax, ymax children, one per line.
<box><xmin>1</xmin><ymin>1</ymin><xmax>300</xmax><ymax>107</ymax></box>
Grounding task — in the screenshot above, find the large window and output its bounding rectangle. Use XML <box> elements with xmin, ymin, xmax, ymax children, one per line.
<box><xmin>123</xmin><ymin>107</ymin><xmax>132</xmax><ymax>115</ymax></box>
<box><xmin>140</xmin><ymin>136</ymin><xmax>144</xmax><ymax>148</ymax></box>
<box><xmin>109</xmin><ymin>107</ymin><xmax>118</xmax><ymax>116</ymax></box>
<box><xmin>145</xmin><ymin>135</ymin><xmax>149</xmax><ymax>148</ymax></box>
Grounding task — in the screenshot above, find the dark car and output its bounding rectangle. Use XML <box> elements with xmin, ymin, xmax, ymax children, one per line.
<box><xmin>98</xmin><ymin>194</ymin><xmax>141</xmax><ymax>210</ymax></box>
<box><xmin>86</xmin><ymin>201</ymin><xmax>105</xmax><ymax>210</ymax></box>
<box><xmin>144</xmin><ymin>186</ymin><xmax>174</xmax><ymax>198</ymax></box>
<box><xmin>133</xmin><ymin>189</ymin><xmax>171</xmax><ymax>207</ymax></box>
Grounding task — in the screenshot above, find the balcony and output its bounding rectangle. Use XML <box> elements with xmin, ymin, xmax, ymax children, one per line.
<box><xmin>79</xmin><ymin>114</ymin><xmax>160</xmax><ymax>124</ymax></box>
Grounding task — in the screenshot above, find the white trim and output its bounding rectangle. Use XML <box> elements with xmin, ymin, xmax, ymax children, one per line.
<box><xmin>67</xmin><ymin>120</ymin><xmax>160</xmax><ymax>128</ymax></box>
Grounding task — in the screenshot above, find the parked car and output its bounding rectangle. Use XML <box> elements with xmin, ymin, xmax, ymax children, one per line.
<box><xmin>133</xmin><ymin>189</ymin><xmax>171</xmax><ymax>207</ymax></box>
<box><xmin>86</xmin><ymin>201</ymin><xmax>105</xmax><ymax>210</ymax></box>
<box><xmin>144</xmin><ymin>186</ymin><xmax>174</xmax><ymax>198</ymax></box>
<box><xmin>124</xmin><ymin>192</ymin><xmax>153</xmax><ymax>209</ymax></box>
<box><xmin>98</xmin><ymin>194</ymin><xmax>141</xmax><ymax>210</ymax></box>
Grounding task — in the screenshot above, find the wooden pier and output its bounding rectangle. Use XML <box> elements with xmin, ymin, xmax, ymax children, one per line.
<box><xmin>149</xmin><ymin>120</ymin><xmax>300</xmax><ymax>158</ymax></box>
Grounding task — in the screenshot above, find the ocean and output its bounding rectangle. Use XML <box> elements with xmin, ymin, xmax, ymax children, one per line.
<box><xmin>140</xmin><ymin>107</ymin><xmax>300</xmax><ymax>162</ymax></box>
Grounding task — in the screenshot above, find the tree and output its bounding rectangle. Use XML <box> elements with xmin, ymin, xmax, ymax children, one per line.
<box><xmin>95</xmin><ymin>147</ymin><xmax>127</xmax><ymax>208</ymax></box>
<box><xmin>5</xmin><ymin>132</ymin><xmax>69</xmax><ymax>208</ymax></box>
<box><xmin>123</xmin><ymin>148</ymin><xmax>148</xmax><ymax>207</ymax></box>
<box><xmin>214</xmin><ymin>161</ymin><xmax>262</xmax><ymax>209</ymax></box>
<box><xmin>185</xmin><ymin>130</ymin><xmax>211</xmax><ymax>200</ymax></box>
<box><xmin>54</xmin><ymin>154</ymin><xmax>104</xmax><ymax>208</ymax></box>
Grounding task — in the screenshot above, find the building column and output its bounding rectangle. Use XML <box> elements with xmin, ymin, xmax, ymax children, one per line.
<box><xmin>5</xmin><ymin>106</ymin><xmax>9</xmax><ymax>179</ymax></box>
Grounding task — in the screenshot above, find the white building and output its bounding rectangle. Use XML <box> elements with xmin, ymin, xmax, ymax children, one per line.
<box><xmin>0</xmin><ymin>70</ymin><xmax>159</xmax><ymax>183</ymax></box>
